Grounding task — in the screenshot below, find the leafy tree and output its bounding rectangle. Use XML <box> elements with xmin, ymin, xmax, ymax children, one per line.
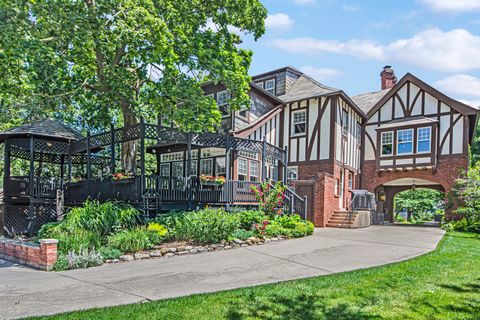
<box><xmin>0</xmin><ymin>0</ymin><xmax>267</xmax><ymax>170</ymax></box>
<box><xmin>471</xmin><ymin>121</ymin><xmax>480</xmax><ymax>165</ymax></box>
<box><xmin>452</xmin><ymin>162</ymin><xmax>480</xmax><ymax>224</ymax></box>
<box><xmin>394</xmin><ymin>188</ymin><xmax>444</xmax><ymax>220</ymax></box>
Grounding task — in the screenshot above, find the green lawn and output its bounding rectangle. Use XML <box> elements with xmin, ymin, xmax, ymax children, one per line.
<box><xmin>32</xmin><ymin>232</ymin><xmax>480</xmax><ymax>320</ymax></box>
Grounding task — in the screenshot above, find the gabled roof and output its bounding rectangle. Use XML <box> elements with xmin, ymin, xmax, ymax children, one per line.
<box><xmin>366</xmin><ymin>73</ymin><xmax>479</xmax><ymax>118</ymax></box>
<box><xmin>277</xmin><ymin>74</ymin><xmax>338</xmax><ymax>103</ymax></box>
<box><xmin>0</xmin><ymin>118</ymin><xmax>83</xmax><ymax>141</ymax></box>
<box><xmin>352</xmin><ymin>89</ymin><xmax>390</xmax><ymax>114</ymax></box>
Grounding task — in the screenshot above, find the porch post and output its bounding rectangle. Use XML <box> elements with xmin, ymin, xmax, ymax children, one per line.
<box><xmin>225</xmin><ymin>135</ymin><xmax>231</xmax><ymax>206</ymax></box>
<box><xmin>28</xmin><ymin>136</ymin><xmax>35</xmax><ymax>235</ymax></box>
<box><xmin>140</xmin><ymin>117</ymin><xmax>146</xmax><ymax>196</ymax></box>
<box><xmin>67</xmin><ymin>141</ymin><xmax>72</xmax><ymax>182</ymax></box>
<box><xmin>3</xmin><ymin>140</ymin><xmax>10</xmax><ymax>188</ymax></box>
<box><xmin>186</xmin><ymin>133</ymin><xmax>192</xmax><ymax>210</ymax></box>
<box><xmin>60</xmin><ymin>155</ymin><xmax>65</xmax><ymax>186</ymax></box>
<box><xmin>110</xmin><ymin>123</ymin><xmax>115</xmax><ymax>174</ymax></box>
<box><xmin>303</xmin><ymin>195</ymin><xmax>308</xmax><ymax>220</ymax></box>
<box><xmin>283</xmin><ymin>146</ymin><xmax>288</xmax><ymax>185</ymax></box>
<box><xmin>261</xmin><ymin>136</ymin><xmax>267</xmax><ymax>182</ymax></box>
<box><xmin>86</xmin><ymin>131</ymin><xmax>92</xmax><ymax>180</ymax></box>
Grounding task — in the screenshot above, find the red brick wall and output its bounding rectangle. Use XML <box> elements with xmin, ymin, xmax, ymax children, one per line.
<box><xmin>0</xmin><ymin>238</ymin><xmax>58</xmax><ymax>271</ymax></box>
<box><xmin>361</xmin><ymin>156</ymin><xmax>469</xmax><ymax>193</ymax></box>
<box><xmin>294</xmin><ymin>161</ymin><xmax>359</xmax><ymax>227</ymax></box>
<box><xmin>360</xmin><ymin>156</ymin><xmax>469</xmax><ymax>220</ymax></box>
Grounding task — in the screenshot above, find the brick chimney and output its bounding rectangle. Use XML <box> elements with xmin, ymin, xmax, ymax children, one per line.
<box><xmin>380</xmin><ymin>65</ymin><xmax>397</xmax><ymax>90</ymax></box>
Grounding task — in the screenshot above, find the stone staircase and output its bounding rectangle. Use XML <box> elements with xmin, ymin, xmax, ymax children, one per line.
<box><xmin>326</xmin><ymin>210</ymin><xmax>358</xmax><ymax>228</ymax></box>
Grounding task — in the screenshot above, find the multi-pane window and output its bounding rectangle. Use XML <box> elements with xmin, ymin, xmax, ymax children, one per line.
<box><xmin>342</xmin><ymin>110</ymin><xmax>349</xmax><ymax>135</ymax></box>
<box><xmin>292</xmin><ymin>110</ymin><xmax>306</xmax><ymax>135</ymax></box>
<box><xmin>191</xmin><ymin>150</ymin><xmax>198</xmax><ymax>159</ymax></box>
<box><xmin>215</xmin><ymin>157</ymin><xmax>226</xmax><ymax>175</ymax></box>
<box><xmin>238</xmin><ymin>157</ymin><xmax>248</xmax><ymax>180</ymax></box>
<box><xmin>238</xmin><ymin>151</ymin><xmax>258</xmax><ymax>159</ymax></box>
<box><xmin>250</xmin><ymin>161</ymin><xmax>259</xmax><ymax>177</ymax></box>
<box><xmin>160</xmin><ymin>163</ymin><xmax>170</xmax><ymax>176</ymax></box>
<box><xmin>201</xmin><ymin>148</ymin><xmax>226</xmax><ymax>158</ymax></box>
<box><xmin>172</xmin><ymin>162</ymin><xmax>183</xmax><ymax>177</ymax></box>
<box><xmin>264</xmin><ymin>79</ymin><xmax>275</xmax><ymax>95</ymax></box>
<box><xmin>397</xmin><ymin>129</ymin><xmax>413</xmax><ymax>154</ymax></box>
<box><xmin>381</xmin><ymin>132</ymin><xmax>393</xmax><ymax>156</ymax></box>
<box><xmin>255</xmin><ymin>81</ymin><xmax>264</xmax><ymax>89</ymax></box>
<box><xmin>216</xmin><ymin>90</ymin><xmax>230</xmax><ymax>106</ymax></box>
<box><xmin>287</xmin><ymin>166</ymin><xmax>298</xmax><ymax>180</ymax></box>
<box><xmin>417</xmin><ymin>127</ymin><xmax>431</xmax><ymax>153</ymax></box>
<box><xmin>270</xmin><ymin>167</ymin><xmax>279</xmax><ymax>181</ymax></box>
<box><xmin>161</xmin><ymin>152</ymin><xmax>183</xmax><ymax>162</ymax></box>
<box><xmin>348</xmin><ymin>172</ymin><xmax>353</xmax><ymax>189</ymax></box>
<box><xmin>200</xmin><ymin>159</ymin><xmax>213</xmax><ymax>175</ymax></box>
<box><xmin>190</xmin><ymin>160</ymin><xmax>197</xmax><ymax>176</ymax></box>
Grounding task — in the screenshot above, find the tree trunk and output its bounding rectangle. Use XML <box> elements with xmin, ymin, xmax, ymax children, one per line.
<box><xmin>120</xmin><ymin>97</ymin><xmax>138</xmax><ymax>173</ymax></box>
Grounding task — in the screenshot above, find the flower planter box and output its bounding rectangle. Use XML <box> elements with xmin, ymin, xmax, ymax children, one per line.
<box><xmin>112</xmin><ymin>178</ymin><xmax>135</xmax><ymax>184</ymax></box>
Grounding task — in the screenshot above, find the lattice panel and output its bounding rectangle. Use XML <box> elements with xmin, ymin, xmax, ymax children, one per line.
<box><xmin>144</xmin><ymin>124</ymin><xmax>159</xmax><ymax>140</ymax></box>
<box><xmin>231</xmin><ymin>138</ymin><xmax>263</xmax><ymax>153</ymax></box>
<box><xmin>4</xmin><ymin>204</ymin><xmax>58</xmax><ymax>235</ymax></box>
<box><xmin>266</xmin><ymin>144</ymin><xmax>287</xmax><ymax>163</ymax></box>
<box><xmin>89</xmin><ymin>131</ymin><xmax>112</xmax><ymax>149</ymax></box>
<box><xmin>8</xmin><ymin>138</ymin><xmax>30</xmax><ymax>150</ymax></box>
<box><xmin>34</xmin><ymin>139</ymin><xmax>69</xmax><ymax>154</ymax></box>
<box><xmin>9</xmin><ymin>148</ymin><xmax>66</xmax><ymax>164</ymax></box>
<box><xmin>157</xmin><ymin>128</ymin><xmax>189</xmax><ymax>143</ymax></box>
<box><xmin>192</xmin><ymin>133</ymin><xmax>226</xmax><ymax>148</ymax></box>
<box><xmin>69</xmin><ymin>154</ymin><xmax>111</xmax><ymax>165</ymax></box>
<box><xmin>4</xmin><ymin>205</ymin><xmax>29</xmax><ymax>234</ymax></box>
<box><xmin>114</xmin><ymin>125</ymin><xmax>141</xmax><ymax>143</ymax></box>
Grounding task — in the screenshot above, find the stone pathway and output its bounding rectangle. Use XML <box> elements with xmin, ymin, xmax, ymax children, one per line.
<box><xmin>0</xmin><ymin>225</ymin><xmax>444</xmax><ymax>320</ymax></box>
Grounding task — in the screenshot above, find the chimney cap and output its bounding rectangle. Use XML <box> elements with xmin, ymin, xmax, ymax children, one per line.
<box><xmin>383</xmin><ymin>65</ymin><xmax>392</xmax><ymax>70</ymax></box>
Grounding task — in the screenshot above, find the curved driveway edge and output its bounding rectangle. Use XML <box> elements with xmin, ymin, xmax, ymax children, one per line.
<box><xmin>0</xmin><ymin>225</ymin><xmax>444</xmax><ymax>320</ymax></box>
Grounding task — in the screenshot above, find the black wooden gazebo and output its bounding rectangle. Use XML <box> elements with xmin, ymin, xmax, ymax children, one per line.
<box><xmin>0</xmin><ymin>119</ymin><xmax>84</xmax><ymax>235</ymax></box>
<box><xmin>1</xmin><ymin>118</ymin><xmax>306</xmax><ymax>236</ymax></box>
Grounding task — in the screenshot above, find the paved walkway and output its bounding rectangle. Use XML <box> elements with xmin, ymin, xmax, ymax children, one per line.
<box><xmin>0</xmin><ymin>226</ymin><xmax>444</xmax><ymax>319</ymax></box>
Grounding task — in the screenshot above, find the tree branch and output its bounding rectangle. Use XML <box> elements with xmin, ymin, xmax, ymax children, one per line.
<box><xmin>112</xmin><ymin>43</ymin><xmax>127</xmax><ymax>66</ymax></box>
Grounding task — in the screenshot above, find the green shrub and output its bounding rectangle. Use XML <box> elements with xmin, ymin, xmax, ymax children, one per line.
<box><xmin>98</xmin><ymin>247</ymin><xmax>123</xmax><ymax>260</ymax></box>
<box><xmin>53</xmin><ymin>254</ymin><xmax>69</xmax><ymax>271</ymax></box>
<box><xmin>264</xmin><ymin>214</ymin><xmax>314</xmax><ymax>238</ymax></box>
<box><xmin>52</xmin><ymin>229</ymin><xmax>102</xmax><ymax>254</ymax></box>
<box><xmin>395</xmin><ymin>215</ymin><xmax>407</xmax><ymax>223</ymax></box>
<box><xmin>239</xmin><ymin>210</ymin><xmax>265</xmax><ymax>230</ymax></box>
<box><xmin>443</xmin><ymin>218</ymin><xmax>480</xmax><ymax>233</ymax></box>
<box><xmin>107</xmin><ymin>227</ymin><xmax>153</xmax><ymax>253</ymax></box>
<box><xmin>152</xmin><ymin>211</ymin><xmax>186</xmax><ymax>237</ymax></box>
<box><xmin>174</xmin><ymin>208</ymin><xmax>240</xmax><ymax>244</ymax></box>
<box><xmin>230</xmin><ymin>229</ymin><xmax>255</xmax><ymax>240</ymax></box>
<box><xmin>63</xmin><ymin>200</ymin><xmax>140</xmax><ymax>237</ymax></box>
<box><xmin>265</xmin><ymin>223</ymin><xmax>291</xmax><ymax>237</ymax></box>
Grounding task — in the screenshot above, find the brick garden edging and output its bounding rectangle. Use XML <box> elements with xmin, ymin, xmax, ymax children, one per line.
<box><xmin>0</xmin><ymin>237</ymin><xmax>58</xmax><ymax>271</ymax></box>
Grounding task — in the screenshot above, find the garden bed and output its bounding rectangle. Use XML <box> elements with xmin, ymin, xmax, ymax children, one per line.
<box><xmin>111</xmin><ymin>236</ymin><xmax>287</xmax><ymax>263</ymax></box>
<box><xmin>35</xmin><ymin>183</ymin><xmax>314</xmax><ymax>271</ymax></box>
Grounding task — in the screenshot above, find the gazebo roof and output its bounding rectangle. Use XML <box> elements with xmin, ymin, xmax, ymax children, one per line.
<box><xmin>0</xmin><ymin>118</ymin><xmax>83</xmax><ymax>141</ymax></box>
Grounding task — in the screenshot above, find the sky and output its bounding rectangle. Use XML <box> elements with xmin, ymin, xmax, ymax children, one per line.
<box><xmin>238</xmin><ymin>0</ymin><xmax>480</xmax><ymax>106</ymax></box>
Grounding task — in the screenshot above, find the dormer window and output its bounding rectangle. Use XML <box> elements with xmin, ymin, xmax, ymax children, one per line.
<box><xmin>264</xmin><ymin>79</ymin><xmax>275</xmax><ymax>95</ymax></box>
<box><xmin>292</xmin><ymin>110</ymin><xmax>306</xmax><ymax>136</ymax></box>
<box><xmin>216</xmin><ymin>90</ymin><xmax>230</xmax><ymax>106</ymax></box>
<box><xmin>417</xmin><ymin>127</ymin><xmax>431</xmax><ymax>153</ymax></box>
<box><xmin>397</xmin><ymin>129</ymin><xmax>413</xmax><ymax>154</ymax></box>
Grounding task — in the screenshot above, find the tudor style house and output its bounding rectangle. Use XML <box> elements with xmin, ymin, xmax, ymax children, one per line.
<box><xmin>2</xmin><ymin>66</ymin><xmax>477</xmax><ymax>235</ymax></box>
<box><xmin>202</xmin><ymin>66</ymin><xmax>479</xmax><ymax>226</ymax></box>
<box><xmin>353</xmin><ymin>67</ymin><xmax>479</xmax><ymax>222</ymax></box>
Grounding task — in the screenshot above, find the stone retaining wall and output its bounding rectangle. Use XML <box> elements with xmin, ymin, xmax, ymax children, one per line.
<box><xmin>0</xmin><ymin>238</ymin><xmax>58</xmax><ymax>271</ymax></box>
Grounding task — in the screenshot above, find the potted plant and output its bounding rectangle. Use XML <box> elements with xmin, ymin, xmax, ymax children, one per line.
<box><xmin>111</xmin><ymin>171</ymin><xmax>135</xmax><ymax>183</ymax></box>
<box><xmin>199</xmin><ymin>175</ymin><xmax>225</xmax><ymax>202</ymax></box>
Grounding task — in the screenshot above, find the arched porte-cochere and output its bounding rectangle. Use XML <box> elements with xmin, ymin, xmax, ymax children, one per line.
<box><xmin>374</xmin><ymin>178</ymin><xmax>446</xmax><ymax>223</ymax></box>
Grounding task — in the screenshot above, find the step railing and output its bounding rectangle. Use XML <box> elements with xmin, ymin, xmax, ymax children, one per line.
<box><xmin>284</xmin><ymin>186</ymin><xmax>308</xmax><ymax>220</ymax></box>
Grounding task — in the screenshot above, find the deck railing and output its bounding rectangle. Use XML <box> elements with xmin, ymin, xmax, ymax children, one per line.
<box><xmin>4</xmin><ymin>176</ymin><xmax>58</xmax><ymax>200</ymax></box>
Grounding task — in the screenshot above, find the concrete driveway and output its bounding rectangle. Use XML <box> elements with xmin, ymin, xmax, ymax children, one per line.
<box><xmin>0</xmin><ymin>225</ymin><xmax>444</xmax><ymax>319</ymax></box>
